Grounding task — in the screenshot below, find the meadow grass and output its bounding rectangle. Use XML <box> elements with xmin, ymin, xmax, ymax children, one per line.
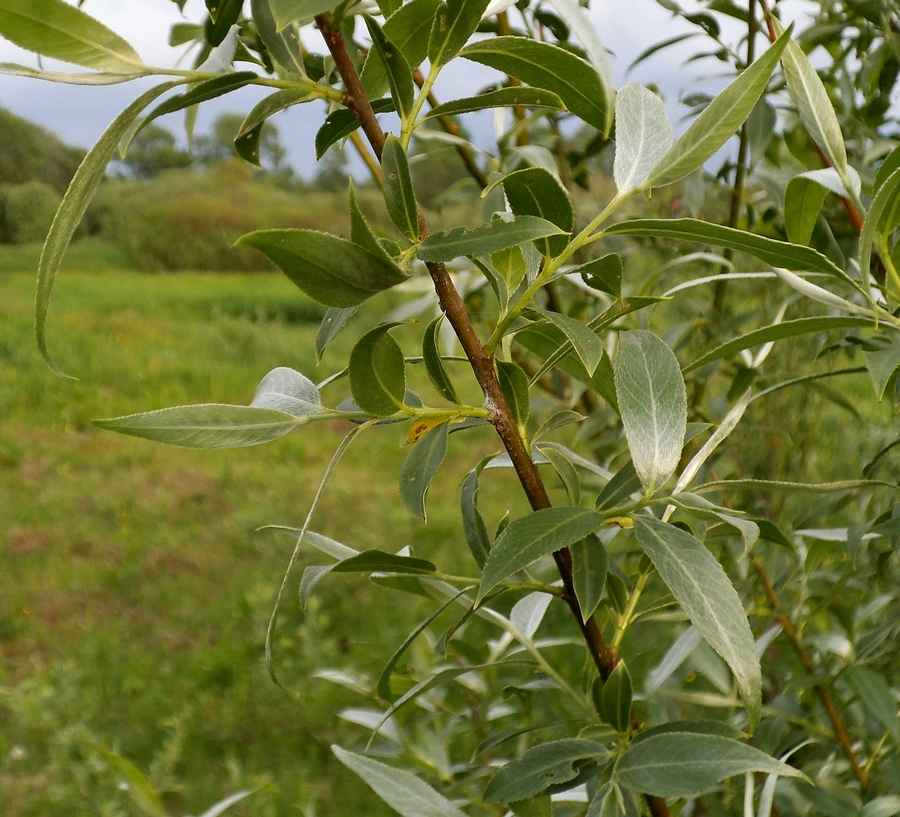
<box><xmin>0</xmin><ymin>264</ymin><xmax>523</xmax><ymax>817</ymax></box>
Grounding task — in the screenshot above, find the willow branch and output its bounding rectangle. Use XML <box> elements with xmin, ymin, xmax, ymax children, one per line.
<box><xmin>750</xmin><ymin>554</ymin><xmax>869</xmax><ymax>791</ymax></box>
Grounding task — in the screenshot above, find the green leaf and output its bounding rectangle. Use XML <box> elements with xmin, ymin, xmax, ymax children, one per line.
<box><xmin>696</xmin><ymin>478</ymin><xmax>894</xmax><ymax>494</ymax></box>
<box><xmin>237</xmin><ymin>229</ymin><xmax>407</xmax><ymax>307</ymax></box>
<box><xmin>537</xmin><ymin>443</ymin><xmax>581</xmax><ymax>505</ymax></box>
<box><xmin>250</xmin><ymin>367</ymin><xmax>322</xmax><ymax>417</ymax></box>
<box><xmin>784</xmin><ymin>176</ymin><xmax>828</xmax><ymax>246</ymax></box>
<box><xmin>500</xmin><ymin>167</ymin><xmax>574</xmax><ymax>256</ymax></box>
<box><xmin>331</xmin><ymin>550</ymin><xmax>437</xmax><ymax>575</ymax></box>
<box><xmin>534</xmin><ymin>309</ymin><xmax>603</xmax><ymax>376</ymax></box>
<box><xmin>478</xmin><ymin>507</ymin><xmax>604</xmax><ymax>602</ymax></box>
<box><xmin>94</xmin><ymin>405</ymin><xmax>303</xmax><ymax>449</ymax></box>
<box><xmin>613</xmin><ymin>81</ymin><xmax>674</xmax><ymax>194</ymax></box>
<box><xmin>348</xmin><ymin>181</ymin><xmax>394</xmax><ymax>264</ymax></box>
<box><xmin>778</xmin><ymin>25</ymin><xmax>848</xmax><ymax>179</ymax></box>
<box><xmin>271</xmin><ymin>0</ymin><xmax>337</xmax><ymax>29</ymax></box>
<box><xmin>461</xmin><ymin>469</ymin><xmax>491</xmax><ymax>567</ymax></box>
<box><xmin>316</xmin><ymin>306</ymin><xmax>357</xmax><ymax>362</ymax></box>
<box><xmin>846</xmin><ymin>666</ymin><xmax>899</xmax><ymax>743</ymax></box>
<box><xmin>616</xmin><ymin>733</ymin><xmax>802</xmax><ymax>798</ymax></box>
<box><xmin>428</xmin><ymin>0</ymin><xmax>491</xmax><ymax>70</ymax></box>
<box><xmin>484</xmin><ymin>740</ymin><xmax>609</xmax><ymax>804</ymax></box>
<box><xmin>603</xmin><ymin>218</ymin><xmax>847</xmax><ymax>282</ymax></box>
<box><xmin>196</xmin><ymin>788</ymin><xmax>259</xmax><ymax>817</ymax></box>
<box><xmin>614</xmin><ymin>331</ymin><xmax>687</xmax><ymax>497</ymax></box>
<box><xmin>633</xmin><ymin>517</ymin><xmax>762</xmax><ymax>728</ymax></box>
<box><xmin>863</xmin><ymin>333</ymin><xmax>900</xmax><ymax>400</ymax></box>
<box><xmin>365</xmin><ymin>16</ymin><xmax>414</xmax><ymax>120</ymax></box>
<box><xmin>670</xmin><ymin>493</ymin><xmax>759</xmax><ymax>553</ymax></box>
<box><xmin>596</xmin><ymin>461</ymin><xmax>641</xmax><ymax>512</ymax></box>
<box><xmin>96</xmin><ymin>748</ymin><xmax>166</xmax><ymax>817</ymax></box>
<box><xmin>422</xmin><ymin>87</ymin><xmax>565</xmax><ymax>121</ymax></box>
<box><xmin>251</xmin><ymin>0</ymin><xmax>305</xmax><ymax>76</ymax></box>
<box><xmin>333</xmin><ymin>746</ymin><xmax>467</xmax><ymax>817</ymax></box>
<box><xmin>0</xmin><ymin>0</ymin><xmax>144</xmax><ymax>72</ymax></box>
<box><xmin>400</xmin><ymin>421</ymin><xmax>450</xmax><ymax>519</ymax></box>
<box><xmin>349</xmin><ymin>324</ymin><xmax>407</xmax><ymax>417</ymax></box>
<box><xmin>860</xmin><ymin>797</ymin><xmax>900</xmax><ymax>817</ymax></box>
<box><xmin>362</xmin><ymin>0</ymin><xmax>442</xmax><ymax>98</ymax></box>
<box><xmin>569</xmin><ymin>534</ymin><xmax>607</xmax><ymax>622</ymax></box>
<box><xmin>574</xmin><ymin>253</ymin><xmax>623</xmax><ymax>299</ymax></box>
<box><xmin>140</xmin><ymin>72</ymin><xmax>259</xmax><ymax>130</ymax></box>
<box><xmin>683</xmin><ymin>317</ymin><xmax>872</xmax><ymax>373</ymax></box>
<box><xmin>36</xmin><ymin>81</ymin><xmax>182</xmax><ymax>375</ymax></box>
<box><xmin>235</xmin><ymin>89</ymin><xmax>316</xmax><ymax>167</ymax></box>
<box><xmin>417</xmin><ymin>216</ymin><xmax>567</xmax><ymax>262</ymax></box>
<box><xmin>315</xmin><ymin>98</ymin><xmax>395</xmax><ymax>159</ymax></box>
<box><xmin>860</xmin><ymin>167</ymin><xmax>900</xmax><ymax>297</ymax></box>
<box><xmin>496</xmin><ymin>360</ymin><xmax>531</xmax><ymax>428</ymax></box>
<box><xmin>423</xmin><ymin>315</ymin><xmax>461</xmax><ymax>403</ymax></box>
<box><xmin>645</xmin><ymin>27</ymin><xmax>790</xmax><ymax>188</ymax></box>
<box><xmin>382</xmin><ymin>134</ymin><xmax>420</xmax><ymax>240</ymax></box>
<box><xmin>601</xmin><ymin>660</ymin><xmax>633</xmax><ymax>732</ymax></box>
<box><xmin>461</xmin><ymin>36</ymin><xmax>611</xmax><ymax>134</ymax></box>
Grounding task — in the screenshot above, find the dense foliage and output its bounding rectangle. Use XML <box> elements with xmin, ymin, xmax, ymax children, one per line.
<box><xmin>4</xmin><ymin>1</ymin><xmax>900</xmax><ymax>816</ymax></box>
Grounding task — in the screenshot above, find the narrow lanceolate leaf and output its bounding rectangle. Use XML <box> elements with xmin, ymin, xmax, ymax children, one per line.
<box><xmin>535</xmin><ymin>309</ymin><xmax>603</xmax><ymax>376</ymax></box>
<box><xmin>37</xmin><ymin>81</ymin><xmax>182</xmax><ymax>375</ymax></box>
<box><xmin>400</xmin><ymin>421</ymin><xmax>450</xmax><ymax>519</ymax></box>
<box><xmin>349</xmin><ymin>182</ymin><xmax>395</xmax><ymax>264</ymax></box>
<box><xmin>331</xmin><ymin>550</ymin><xmax>437</xmax><ymax>575</ymax></box>
<box><xmin>784</xmin><ymin>176</ymin><xmax>827</xmax><ymax>246</ymax></box>
<box><xmin>350</xmin><ymin>324</ymin><xmax>407</xmax><ymax>417</ymax></box>
<box><xmin>0</xmin><ymin>63</ymin><xmax>144</xmax><ymax>84</ymax></box>
<box><xmin>423</xmin><ymin>315</ymin><xmax>460</xmax><ymax>403</ymax></box>
<box><xmin>271</xmin><ymin>0</ymin><xmax>337</xmax><ymax>30</ymax></box>
<box><xmin>478</xmin><ymin>508</ymin><xmax>604</xmax><ymax>602</ymax></box>
<box><xmin>484</xmin><ymin>740</ymin><xmax>609</xmax><ymax>804</ymax></box>
<box><xmin>461</xmin><ymin>469</ymin><xmax>491</xmax><ymax>567</ymax></box>
<box><xmin>315</xmin><ymin>98</ymin><xmax>395</xmax><ymax>159</ymax></box>
<box><xmin>496</xmin><ymin>360</ymin><xmax>530</xmax><ymax>428</ymax></box>
<box><xmin>0</xmin><ymin>0</ymin><xmax>144</xmax><ymax>72</ymax></box>
<box><xmin>94</xmin><ymin>405</ymin><xmax>303</xmax><ymax>449</ymax></box>
<box><xmin>570</xmin><ymin>534</ymin><xmax>607</xmax><ymax>622</ymax></box>
<box><xmin>237</xmin><ymin>230</ymin><xmax>407</xmax><ymax>308</ymax></box>
<box><xmin>140</xmin><ymin>73</ymin><xmax>258</xmax><ymax>132</ymax></box>
<box><xmin>428</xmin><ymin>0</ymin><xmax>491</xmax><ymax>70</ymax></box>
<box><xmin>250</xmin><ymin>367</ymin><xmax>322</xmax><ymax>417</ymax></box>
<box><xmin>333</xmin><ymin>746</ymin><xmax>467</xmax><ymax>817</ymax></box>
<box><xmin>616</xmin><ymin>733</ymin><xmax>802</xmax><ymax>798</ymax></box>
<box><xmin>860</xmin><ymin>167</ymin><xmax>900</xmax><ymax>298</ymax></box>
<box><xmin>362</xmin><ymin>0</ymin><xmax>442</xmax><ymax>98</ymax></box>
<box><xmin>316</xmin><ymin>307</ymin><xmax>357</xmax><ymax>362</ymax></box>
<box><xmin>633</xmin><ymin>517</ymin><xmax>762</xmax><ymax>728</ymax></box>
<box><xmin>779</xmin><ymin>27</ymin><xmax>848</xmax><ymax>178</ymax></box>
<box><xmin>422</xmin><ymin>87</ymin><xmax>565</xmax><ymax>121</ymax></box>
<box><xmin>614</xmin><ymin>331</ymin><xmax>687</xmax><ymax>497</ymax></box>
<box><xmin>863</xmin><ymin>333</ymin><xmax>900</xmax><ymax>400</ymax></box>
<box><xmin>460</xmin><ymin>36</ymin><xmax>611</xmax><ymax>134</ymax></box>
<box><xmin>365</xmin><ymin>16</ymin><xmax>414</xmax><ymax>120</ymax></box>
<box><xmin>574</xmin><ymin>254</ymin><xmax>623</xmax><ymax>299</ymax></box>
<box><xmin>645</xmin><ymin>27</ymin><xmax>790</xmax><ymax>189</ymax></box>
<box><xmin>613</xmin><ymin>81</ymin><xmax>674</xmax><ymax>194</ymax></box>
<box><xmin>382</xmin><ymin>135</ymin><xmax>420</xmax><ymax>240</ymax></box>
<box><xmin>601</xmin><ymin>661</ymin><xmax>633</xmax><ymax>732</ymax></box>
<box><xmin>604</xmin><ymin>218</ymin><xmax>846</xmax><ymax>282</ymax></box>
<box><xmin>236</xmin><ymin>89</ymin><xmax>317</xmax><ymax>167</ymax></box>
<box><xmin>251</xmin><ymin>0</ymin><xmax>305</xmax><ymax>75</ymax></box>
<box><xmin>846</xmin><ymin>666</ymin><xmax>900</xmax><ymax>743</ymax></box>
<box><xmin>417</xmin><ymin>216</ymin><xmax>566</xmax><ymax>261</ymax></box>
<box><xmin>501</xmin><ymin>167</ymin><xmax>574</xmax><ymax>256</ymax></box>
<box><xmin>97</xmin><ymin>748</ymin><xmax>166</xmax><ymax>817</ymax></box>
<box><xmin>684</xmin><ymin>316</ymin><xmax>873</xmax><ymax>373</ymax></box>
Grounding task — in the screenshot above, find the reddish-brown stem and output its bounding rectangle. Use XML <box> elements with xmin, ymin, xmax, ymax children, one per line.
<box><xmin>315</xmin><ymin>15</ymin><xmax>669</xmax><ymax>816</ymax></box>
<box><xmin>750</xmin><ymin>554</ymin><xmax>869</xmax><ymax>791</ymax></box>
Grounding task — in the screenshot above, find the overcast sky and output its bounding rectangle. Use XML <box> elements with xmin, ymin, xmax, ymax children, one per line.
<box><xmin>0</xmin><ymin>0</ymin><xmax>812</xmax><ymax>176</ymax></box>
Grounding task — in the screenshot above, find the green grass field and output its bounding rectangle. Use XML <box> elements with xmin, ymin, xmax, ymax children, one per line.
<box><xmin>0</xmin><ymin>261</ymin><xmax>522</xmax><ymax>816</ymax></box>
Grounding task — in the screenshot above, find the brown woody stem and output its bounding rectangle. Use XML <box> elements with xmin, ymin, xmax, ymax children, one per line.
<box><xmin>315</xmin><ymin>15</ymin><xmax>669</xmax><ymax>816</ymax></box>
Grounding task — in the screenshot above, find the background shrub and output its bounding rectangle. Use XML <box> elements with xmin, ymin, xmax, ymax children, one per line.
<box><xmin>0</xmin><ymin>181</ymin><xmax>63</xmax><ymax>245</ymax></box>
